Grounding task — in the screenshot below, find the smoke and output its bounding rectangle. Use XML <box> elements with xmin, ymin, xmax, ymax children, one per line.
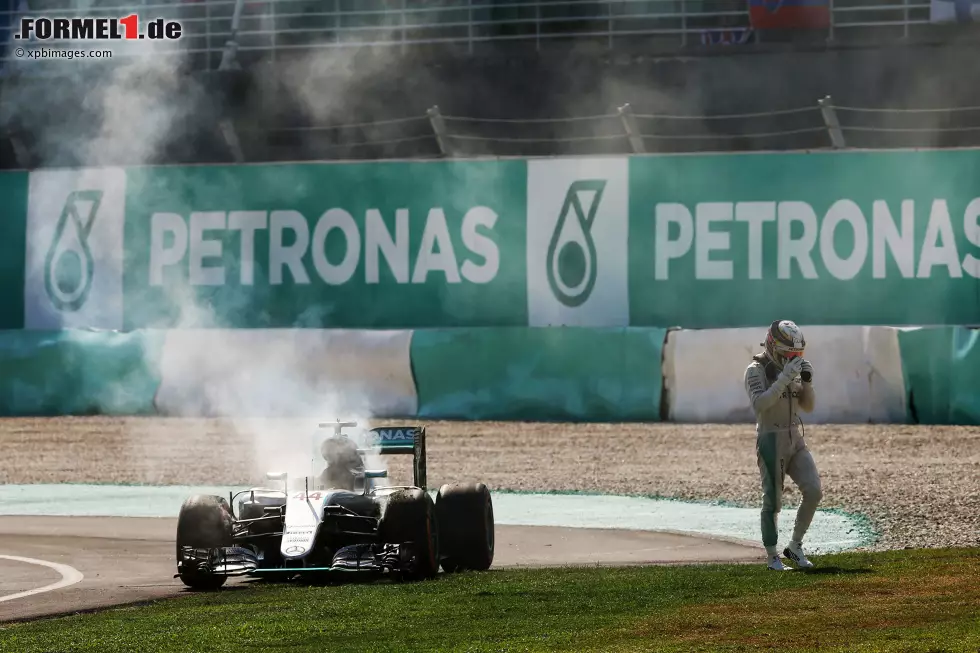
<box><xmin>21</xmin><ymin>2</ymin><xmax>976</xmax><ymax>488</ymax></box>
<box><xmin>151</xmin><ymin>327</ymin><xmax>401</xmax><ymax>483</ymax></box>
<box><xmin>5</xmin><ymin>2</ymin><xmax>729</xmax><ymax>491</ymax></box>
<box><xmin>5</xmin><ymin>1</ymin><xmax>433</xmax><ymax>488</ymax></box>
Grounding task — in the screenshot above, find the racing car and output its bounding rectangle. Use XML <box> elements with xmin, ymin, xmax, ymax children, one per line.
<box><xmin>174</xmin><ymin>421</ymin><xmax>494</xmax><ymax>590</ymax></box>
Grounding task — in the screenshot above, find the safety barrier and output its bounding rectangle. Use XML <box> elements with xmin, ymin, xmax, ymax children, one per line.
<box><xmin>0</xmin><ymin>172</ymin><xmax>27</xmax><ymax>330</ymax></box>
<box><xmin>897</xmin><ymin>326</ymin><xmax>980</xmax><ymax>425</ymax></box>
<box><xmin>153</xmin><ymin>329</ymin><xmax>417</xmax><ymax>417</ymax></box>
<box><xmin>410</xmin><ymin>327</ymin><xmax>667</xmax><ymax>421</ymax></box>
<box><xmin>0</xmin><ymin>325</ymin><xmax>977</xmax><ymax>424</ymax></box>
<box><xmin>663</xmin><ymin>326</ymin><xmax>907</xmax><ymax>424</ymax></box>
<box><xmin>0</xmin><ymin>328</ymin><xmax>417</xmax><ymax>419</ymax></box>
<box><xmin>0</xmin><ymin>329</ymin><xmax>164</xmax><ymax>416</ymax></box>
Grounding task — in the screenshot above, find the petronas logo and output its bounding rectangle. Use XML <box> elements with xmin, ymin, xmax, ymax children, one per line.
<box><xmin>44</xmin><ymin>190</ymin><xmax>102</xmax><ymax>312</ymax></box>
<box><xmin>546</xmin><ymin>179</ymin><xmax>605</xmax><ymax>307</ymax></box>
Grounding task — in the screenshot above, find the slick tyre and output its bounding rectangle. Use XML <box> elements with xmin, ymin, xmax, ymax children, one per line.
<box><xmin>175</xmin><ymin>494</ymin><xmax>234</xmax><ymax>590</ymax></box>
<box><xmin>378</xmin><ymin>488</ymin><xmax>439</xmax><ymax>581</ymax></box>
<box><xmin>435</xmin><ymin>483</ymin><xmax>494</xmax><ymax>573</ymax></box>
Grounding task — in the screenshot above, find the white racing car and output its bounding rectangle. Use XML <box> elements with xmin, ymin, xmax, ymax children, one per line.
<box><xmin>174</xmin><ymin>421</ymin><xmax>494</xmax><ymax>589</ymax></box>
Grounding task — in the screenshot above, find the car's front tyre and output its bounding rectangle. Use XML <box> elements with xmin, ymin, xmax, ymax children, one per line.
<box><xmin>378</xmin><ymin>488</ymin><xmax>439</xmax><ymax>581</ymax></box>
<box><xmin>175</xmin><ymin>494</ymin><xmax>234</xmax><ymax>590</ymax></box>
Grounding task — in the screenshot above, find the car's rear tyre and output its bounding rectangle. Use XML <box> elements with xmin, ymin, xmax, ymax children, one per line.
<box><xmin>378</xmin><ymin>488</ymin><xmax>439</xmax><ymax>580</ymax></box>
<box><xmin>435</xmin><ymin>483</ymin><xmax>494</xmax><ymax>573</ymax></box>
<box><xmin>175</xmin><ymin>494</ymin><xmax>233</xmax><ymax>590</ymax></box>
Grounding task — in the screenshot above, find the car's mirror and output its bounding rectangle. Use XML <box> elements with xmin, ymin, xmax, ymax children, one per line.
<box><xmin>266</xmin><ymin>472</ymin><xmax>287</xmax><ymax>481</ymax></box>
<box><xmin>363</xmin><ymin>470</ymin><xmax>388</xmax><ymax>479</ymax></box>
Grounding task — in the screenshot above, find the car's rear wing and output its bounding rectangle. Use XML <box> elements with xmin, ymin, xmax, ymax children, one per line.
<box><xmin>364</xmin><ymin>425</ymin><xmax>427</xmax><ymax>491</ymax></box>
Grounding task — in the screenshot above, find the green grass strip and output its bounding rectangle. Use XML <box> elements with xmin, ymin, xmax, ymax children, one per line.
<box><xmin>2</xmin><ymin>548</ymin><xmax>977</xmax><ymax>653</ymax></box>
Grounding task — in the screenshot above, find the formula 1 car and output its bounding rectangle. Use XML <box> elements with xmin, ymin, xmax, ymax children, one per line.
<box><xmin>174</xmin><ymin>421</ymin><xmax>494</xmax><ymax>590</ymax></box>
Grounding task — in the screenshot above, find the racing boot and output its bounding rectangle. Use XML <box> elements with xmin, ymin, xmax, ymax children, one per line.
<box><xmin>783</xmin><ymin>541</ymin><xmax>814</xmax><ymax>569</ymax></box>
<box><xmin>766</xmin><ymin>554</ymin><xmax>790</xmax><ymax>571</ymax></box>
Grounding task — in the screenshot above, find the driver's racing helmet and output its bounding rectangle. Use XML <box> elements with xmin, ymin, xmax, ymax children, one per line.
<box><xmin>319</xmin><ymin>436</ymin><xmax>364</xmax><ymax>491</ymax></box>
<box><xmin>763</xmin><ymin>319</ymin><xmax>805</xmax><ymax>370</ymax></box>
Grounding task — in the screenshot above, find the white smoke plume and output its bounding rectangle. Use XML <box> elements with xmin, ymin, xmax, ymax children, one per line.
<box><xmin>5</xmin><ymin>1</ymin><xmax>436</xmax><ymax>488</ymax></box>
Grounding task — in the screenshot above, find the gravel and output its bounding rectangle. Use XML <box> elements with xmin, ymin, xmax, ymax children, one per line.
<box><xmin>2</xmin><ymin>417</ymin><xmax>978</xmax><ymax>552</ymax></box>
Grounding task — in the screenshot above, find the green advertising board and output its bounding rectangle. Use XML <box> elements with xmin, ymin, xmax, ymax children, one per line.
<box><xmin>21</xmin><ymin>162</ymin><xmax>527</xmax><ymax>329</ymax></box>
<box><xmin>122</xmin><ymin>161</ymin><xmax>528</xmax><ymax>328</ymax></box>
<box><xmin>15</xmin><ymin>150</ymin><xmax>980</xmax><ymax>330</ymax></box>
<box><xmin>629</xmin><ymin>150</ymin><xmax>980</xmax><ymax>327</ymax></box>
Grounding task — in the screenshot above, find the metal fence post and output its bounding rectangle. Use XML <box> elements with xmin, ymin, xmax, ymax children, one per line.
<box><xmin>205</xmin><ymin>0</ymin><xmax>212</xmax><ymax>70</ymax></box>
<box><xmin>618</xmin><ymin>103</ymin><xmax>646</xmax><ymax>154</ymax></box>
<box><xmin>401</xmin><ymin>0</ymin><xmax>407</xmax><ymax>55</ymax></box>
<box><xmin>6</xmin><ymin>132</ymin><xmax>30</xmax><ymax>169</ymax></box>
<box><xmin>271</xmin><ymin>0</ymin><xmax>277</xmax><ymax>62</ymax></box>
<box><xmin>818</xmin><ymin>96</ymin><xmax>846</xmax><ymax>149</ymax></box>
<box><xmin>535</xmin><ymin>1</ymin><xmax>541</xmax><ymax>52</ymax></box>
<box><xmin>681</xmin><ymin>0</ymin><xmax>687</xmax><ymax>47</ymax></box>
<box><xmin>608</xmin><ymin>1</ymin><xmax>613</xmax><ymax>49</ymax></box>
<box><xmin>218</xmin><ymin>0</ymin><xmax>245</xmax><ymax>71</ymax></box>
<box><xmin>468</xmin><ymin>0</ymin><xmax>474</xmax><ymax>55</ymax></box>
<box><xmin>828</xmin><ymin>0</ymin><xmax>836</xmax><ymax>43</ymax></box>
<box><xmin>427</xmin><ymin>105</ymin><xmax>452</xmax><ymax>157</ymax></box>
<box><xmin>219</xmin><ymin>119</ymin><xmax>245</xmax><ymax>163</ymax></box>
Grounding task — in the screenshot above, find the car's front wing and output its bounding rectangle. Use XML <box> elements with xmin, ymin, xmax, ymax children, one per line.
<box><xmin>177</xmin><ymin>542</ymin><xmax>415</xmax><ymax>579</ymax></box>
<box><xmin>177</xmin><ymin>545</ymin><xmax>260</xmax><ymax>578</ymax></box>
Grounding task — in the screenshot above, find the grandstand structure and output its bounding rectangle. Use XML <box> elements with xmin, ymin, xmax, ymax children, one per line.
<box><xmin>2</xmin><ymin>0</ymin><xmax>980</xmax><ymax>167</ymax></box>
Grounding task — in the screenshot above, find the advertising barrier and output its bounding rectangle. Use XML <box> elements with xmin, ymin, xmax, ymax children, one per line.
<box><xmin>4</xmin><ymin>150</ymin><xmax>978</xmax><ymax>331</ymax></box>
<box><xmin>629</xmin><ymin>151</ymin><xmax>980</xmax><ymax>328</ymax></box>
<box><xmin>2</xmin><ymin>152</ymin><xmax>980</xmax><ymax>423</ymax></box>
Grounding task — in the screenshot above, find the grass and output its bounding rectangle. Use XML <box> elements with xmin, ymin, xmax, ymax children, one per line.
<box><xmin>2</xmin><ymin>548</ymin><xmax>978</xmax><ymax>653</ymax></box>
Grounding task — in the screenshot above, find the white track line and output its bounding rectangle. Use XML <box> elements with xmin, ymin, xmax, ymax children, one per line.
<box><xmin>0</xmin><ymin>555</ymin><xmax>84</xmax><ymax>603</ymax></box>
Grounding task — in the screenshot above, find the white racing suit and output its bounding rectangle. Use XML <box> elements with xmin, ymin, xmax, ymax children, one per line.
<box><xmin>743</xmin><ymin>354</ymin><xmax>822</xmax><ymax>555</ymax></box>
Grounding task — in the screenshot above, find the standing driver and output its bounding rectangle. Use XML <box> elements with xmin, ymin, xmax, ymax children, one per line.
<box><xmin>744</xmin><ymin>320</ymin><xmax>823</xmax><ymax>571</ymax></box>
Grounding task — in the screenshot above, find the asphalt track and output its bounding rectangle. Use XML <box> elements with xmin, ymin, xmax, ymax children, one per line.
<box><xmin>0</xmin><ymin>516</ymin><xmax>763</xmax><ymax>623</ymax></box>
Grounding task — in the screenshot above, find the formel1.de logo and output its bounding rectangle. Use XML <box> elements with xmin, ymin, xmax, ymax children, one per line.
<box><xmin>16</xmin><ymin>15</ymin><xmax>182</xmax><ymax>41</ymax></box>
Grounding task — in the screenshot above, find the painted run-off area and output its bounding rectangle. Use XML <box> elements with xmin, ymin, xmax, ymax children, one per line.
<box><xmin>0</xmin><ymin>484</ymin><xmax>868</xmax><ymax>554</ymax></box>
